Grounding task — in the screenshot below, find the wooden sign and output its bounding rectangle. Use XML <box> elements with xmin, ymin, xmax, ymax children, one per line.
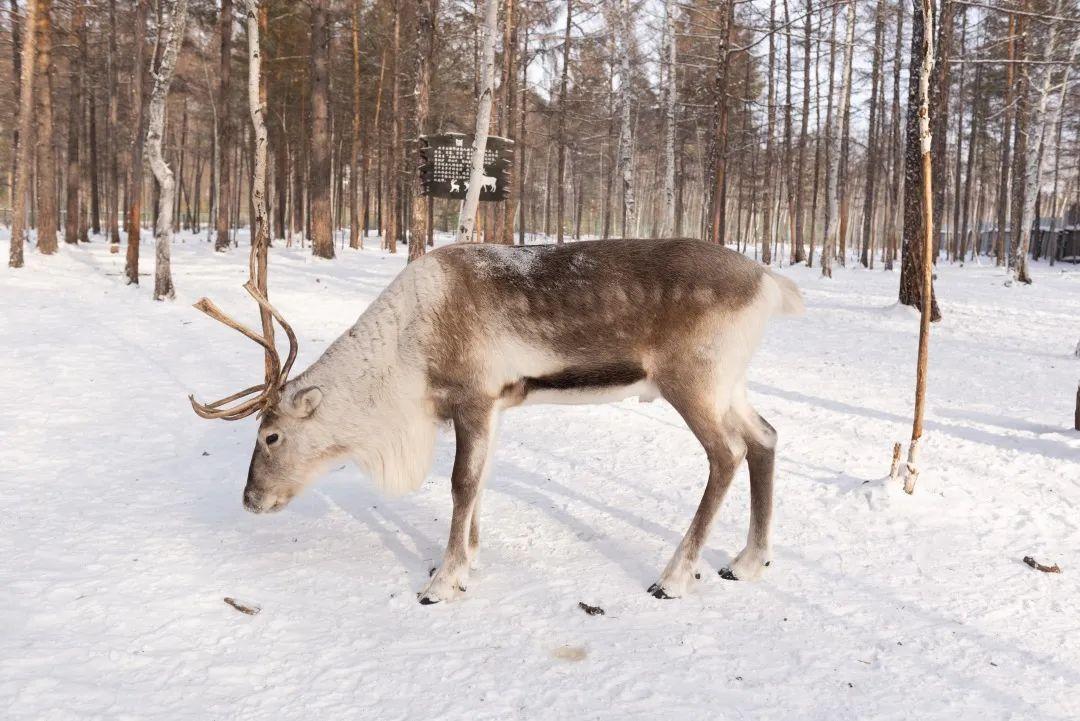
<box><xmin>417</xmin><ymin>133</ymin><xmax>514</xmax><ymax>201</ymax></box>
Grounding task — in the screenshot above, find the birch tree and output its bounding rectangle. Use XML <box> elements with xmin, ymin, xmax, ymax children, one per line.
<box><xmin>8</xmin><ymin>0</ymin><xmax>36</xmax><ymax>269</ymax></box>
<box><xmin>146</xmin><ymin>0</ymin><xmax>189</xmax><ymax>301</ymax></box>
<box><xmin>243</xmin><ymin>0</ymin><xmax>274</xmax><ymax>361</ymax></box>
<box><xmin>898</xmin><ymin>0</ymin><xmax>940</xmax><ymax>320</ymax></box>
<box><xmin>456</xmin><ymin>0</ymin><xmax>498</xmax><ymax>244</ymax></box>
<box><xmin>1012</xmin><ymin>3</ymin><xmax>1078</xmax><ymax>284</ymax></box>
<box><xmin>555</xmin><ymin>0</ymin><xmax>572</xmax><ymax>244</ymax></box>
<box><xmin>660</xmin><ymin>0</ymin><xmax>677</xmax><ymax>238</ymax></box>
<box><xmin>616</xmin><ymin>0</ymin><xmax>636</xmax><ymax>237</ymax></box>
<box><xmin>822</xmin><ymin>0</ymin><xmax>854</xmax><ymax>279</ymax></box>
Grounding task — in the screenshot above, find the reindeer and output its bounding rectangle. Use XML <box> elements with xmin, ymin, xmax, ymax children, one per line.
<box><xmin>190</xmin><ymin>238</ymin><xmax>803</xmax><ymax>604</ymax></box>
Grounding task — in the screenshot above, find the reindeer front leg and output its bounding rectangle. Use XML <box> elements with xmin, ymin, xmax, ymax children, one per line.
<box><xmin>419</xmin><ymin>401</ymin><xmax>495</xmax><ymax>605</ymax></box>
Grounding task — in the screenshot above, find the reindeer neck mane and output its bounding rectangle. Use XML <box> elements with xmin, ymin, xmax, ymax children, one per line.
<box><xmin>297</xmin><ymin>259</ymin><xmax>446</xmax><ymax>495</ymax></box>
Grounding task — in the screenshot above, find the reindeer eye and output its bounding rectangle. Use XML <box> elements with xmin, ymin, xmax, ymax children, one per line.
<box><xmin>265</xmin><ymin>433</ymin><xmax>280</xmax><ymax>446</ymax></box>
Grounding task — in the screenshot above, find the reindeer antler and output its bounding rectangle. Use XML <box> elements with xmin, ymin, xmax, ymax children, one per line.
<box><xmin>188</xmin><ymin>281</ymin><xmax>298</xmax><ymax>421</ymax></box>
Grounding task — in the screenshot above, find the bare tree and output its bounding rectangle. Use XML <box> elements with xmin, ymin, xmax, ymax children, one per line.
<box><xmin>760</xmin><ymin>0</ymin><xmax>777</xmax><ymax>265</ymax></box>
<box><xmin>8</xmin><ymin>0</ymin><xmax>37</xmax><ymax>269</ymax></box>
<box><xmin>899</xmin><ymin>0</ymin><xmax>936</xmax><ymax>495</ymax></box>
<box><xmin>125</xmin><ymin>0</ymin><xmax>149</xmax><ymax>284</ymax></box>
<box><xmin>214</xmin><ymin>0</ymin><xmax>234</xmax><ymax>252</ymax></box>
<box><xmin>616</xmin><ymin>0</ymin><xmax>636</xmax><ymax>237</ymax></box>
<box><xmin>860</xmin><ymin>0</ymin><xmax>886</xmax><ymax>268</ymax></box>
<box><xmin>1013</xmin><ymin>1</ymin><xmax>1078</xmax><ymax>284</ymax></box>
<box><xmin>107</xmin><ymin>0</ymin><xmax>121</xmax><ymax>250</ymax></box>
<box><xmin>146</xmin><ymin>0</ymin><xmax>189</xmax><ymax>301</ymax></box>
<box><xmin>35</xmin><ymin>0</ymin><xmax>58</xmax><ymax>255</ymax></box>
<box><xmin>823</xmin><ymin>0</ymin><xmax>854</xmax><ymax>278</ymax></box>
<box><xmin>456</xmin><ymin>0</ymin><xmax>498</xmax><ymax>244</ymax></box>
<box><xmin>309</xmin><ymin>0</ymin><xmax>333</xmax><ymax>258</ymax></box>
<box><xmin>410</xmin><ymin>0</ymin><xmax>437</xmax><ymax>260</ymax></box>
<box><xmin>64</xmin><ymin>0</ymin><xmax>86</xmax><ymax>246</ymax></box>
<box><xmin>660</xmin><ymin>0</ymin><xmax>677</xmax><ymax>238</ymax></box>
<box><xmin>350</xmin><ymin>0</ymin><xmax>363</xmax><ymax>250</ymax></box>
<box><xmin>555</xmin><ymin>0</ymin><xmax>572</xmax><ymax>244</ymax></box>
<box><xmin>385</xmin><ymin>0</ymin><xmax>401</xmax><ymax>254</ymax></box>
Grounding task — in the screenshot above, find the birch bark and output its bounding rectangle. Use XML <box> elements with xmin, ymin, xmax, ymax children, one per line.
<box><xmin>456</xmin><ymin>0</ymin><xmax>498</xmax><ymax>244</ymax></box>
<box><xmin>146</xmin><ymin>0</ymin><xmax>188</xmax><ymax>301</ymax></box>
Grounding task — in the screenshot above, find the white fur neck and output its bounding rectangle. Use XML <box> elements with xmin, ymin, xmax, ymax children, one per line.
<box><xmin>288</xmin><ymin>260</ymin><xmax>445</xmax><ymax>495</ymax></box>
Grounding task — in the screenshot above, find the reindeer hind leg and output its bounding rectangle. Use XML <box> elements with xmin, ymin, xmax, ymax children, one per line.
<box><xmin>648</xmin><ymin>373</ymin><xmax>747</xmax><ymax>599</ymax></box>
<box><xmin>720</xmin><ymin>411</ymin><xmax>776</xmax><ymax>581</ymax></box>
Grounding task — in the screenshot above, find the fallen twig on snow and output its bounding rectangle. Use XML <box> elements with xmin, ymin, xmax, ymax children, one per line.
<box><xmin>578</xmin><ymin>601</ymin><xmax>605</xmax><ymax>616</ymax></box>
<box><xmin>224</xmin><ymin>597</ymin><xmax>262</xmax><ymax>615</ymax></box>
<box><xmin>1022</xmin><ymin>556</ymin><xmax>1061</xmax><ymax>574</ymax></box>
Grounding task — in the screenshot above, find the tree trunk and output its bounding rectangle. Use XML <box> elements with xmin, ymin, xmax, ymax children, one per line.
<box><xmin>146</xmin><ymin>0</ymin><xmax>188</xmax><ymax>301</ymax></box>
<box><xmin>781</xmin><ymin>0</ymin><xmax>793</xmax><ymax>260</ymax></box>
<box><xmin>8</xmin><ymin>0</ymin><xmax>22</xmax><ymax>233</ymax></box>
<box><xmin>860</xmin><ymin>0</ymin><xmax>886</xmax><ymax>267</ymax></box>
<box><xmin>213</xmin><ymin>0</ymin><xmax>233</xmax><ymax>251</ymax></box>
<box><xmin>929</xmin><ymin>0</ymin><xmax>954</xmax><ymax>262</ymax></box>
<box><xmin>350</xmin><ymin>0</ymin><xmax>362</xmax><ymax>250</ymax></box>
<box><xmin>554</xmin><ymin>0</ymin><xmax>571</xmax><ymax>244</ymax></box>
<box><xmin>1014</xmin><ymin>4</ymin><xmax>1077</xmax><ymax>284</ymax></box>
<box><xmin>949</xmin><ymin>9</ymin><xmax>967</xmax><ymax>261</ymax></box>
<box><xmin>499</xmin><ymin>0</ymin><xmax>518</xmax><ymax>245</ymax></box>
<box><xmin>125</xmin><ymin>0</ymin><xmax>149</xmax><ymax>282</ymax></box>
<box><xmin>8</xmin><ymin>0</ymin><xmax>37</xmax><ymax>268</ymax></box>
<box><xmin>309</xmin><ymin>0</ymin><xmax>334</xmax><ymax>257</ymax></box>
<box><xmin>87</xmin><ymin>20</ymin><xmax>101</xmax><ymax>239</ymax></box>
<box><xmin>792</xmin><ymin>0</ymin><xmax>812</xmax><ymax>262</ymax></box>
<box><xmin>243</xmin><ymin>0</ymin><xmax>274</xmax><ymax>362</ymax></box>
<box><xmin>760</xmin><ymin>0</ymin><xmax>776</xmax><ymax>265</ymax></box>
<box><xmin>707</xmin><ymin>0</ymin><xmax>734</xmax><ymax>245</ymax></box>
<box><xmin>64</xmin><ymin>0</ymin><xmax>85</xmax><ymax>245</ymax></box>
<box><xmin>410</xmin><ymin>0</ymin><xmax>437</xmax><ymax>260</ymax></box>
<box><xmin>1008</xmin><ymin>15</ymin><xmax>1028</xmax><ymax>271</ymax></box>
<box><xmin>660</xmin><ymin>0</ymin><xmax>677</xmax><ymax>238</ymax></box>
<box><xmin>616</xmin><ymin>0</ymin><xmax>636</xmax><ymax>238</ymax></box>
<box><xmin>35</xmin><ymin>0</ymin><xmax>58</xmax><ymax>255</ymax></box>
<box><xmin>885</xmin><ymin>0</ymin><xmax>905</xmax><ymax>270</ymax></box>
<box><xmin>822</xmin><ymin>0</ymin><xmax>853</xmax><ymax>279</ymax></box>
<box><xmin>456</xmin><ymin>0</ymin><xmax>498</xmax><ymax>244</ymax></box>
<box><xmin>106</xmin><ymin>0</ymin><xmax>121</xmax><ymax>249</ymax></box>
<box><xmin>958</xmin><ymin>50</ymin><xmax>982</xmax><ymax>262</ymax></box>
<box><xmin>835</xmin><ymin>0</ymin><xmax>856</xmax><ymax>268</ymax></box>
<box><xmin>517</xmin><ymin>23</ymin><xmax>528</xmax><ymax>245</ymax></box>
<box><xmin>384</xmin><ymin>0</ymin><xmax>401</xmax><ymax>253</ymax></box>
<box><xmin>898</xmin><ymin>0</ymin><xmax>940</xmax><ymax>321</ymax></box>
<box><xmin>900</xmin><ymin>0</ymin><xmax>937</xmax><ymax>494</ymax></box>
<box><xmin>993</xmin><ymin>14</ymin><xmax>1016</xmax><ymax>267</ymax></box>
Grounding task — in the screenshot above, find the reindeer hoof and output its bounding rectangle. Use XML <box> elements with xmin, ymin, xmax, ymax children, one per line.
<box><xmin>418</xmin><ymin>595</ymin><xmax>440</xmax><ymax>605</ymax></box>
<box><xmin>647</xmin><ymin>583</ymin><xmax>674</xmax><ymax>600</ymax></box>
<box><xmin>718</xmin><ymin>568</ymin><xmax>739</xmax><ymax>581</ymax></box>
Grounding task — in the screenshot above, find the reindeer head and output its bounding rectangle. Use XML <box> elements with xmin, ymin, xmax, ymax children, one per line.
<box><xmin>189</xmin><ymin>282</ymin><xmax>338</xmax><ymax>514</ymax></box>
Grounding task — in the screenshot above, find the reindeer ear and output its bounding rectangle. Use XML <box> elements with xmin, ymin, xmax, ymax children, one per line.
<box><xmin>289</xmin><ymin>387</ymin><xmax>323</xmax><ymax>418</ymax></box>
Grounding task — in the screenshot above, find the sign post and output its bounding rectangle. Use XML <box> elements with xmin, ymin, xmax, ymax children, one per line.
<box><xmin>417</xmin><ymin>133</ymin><xmax>513</xmax><ymax>201</ymax></box>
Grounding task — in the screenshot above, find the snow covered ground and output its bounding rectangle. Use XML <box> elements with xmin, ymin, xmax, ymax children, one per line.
<box><xmin>2</xmin><ymin>230</ymin><xmax>1078</xmax><ymax>721</ymax></box>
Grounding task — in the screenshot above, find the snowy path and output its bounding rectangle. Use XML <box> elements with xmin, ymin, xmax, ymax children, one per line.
<box><xmin>2</xmin><ymin>233</ymin><xmax>1078</xmax><ymax>720</ymax></box>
